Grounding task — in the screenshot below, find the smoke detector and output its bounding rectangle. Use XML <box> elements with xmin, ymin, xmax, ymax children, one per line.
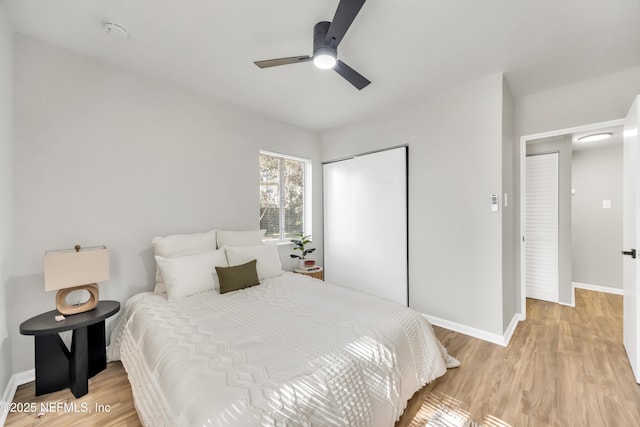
<box><xmin>104</xmin><ymin>22</ymin><xmax>129</xmax><ymax>40</ymax></box>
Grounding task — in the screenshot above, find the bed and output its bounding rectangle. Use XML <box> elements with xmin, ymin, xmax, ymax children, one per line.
<box><xmin>108</xmin><ymin>230</ymin><xmax>458</xmax><ymax>426</ymax></box>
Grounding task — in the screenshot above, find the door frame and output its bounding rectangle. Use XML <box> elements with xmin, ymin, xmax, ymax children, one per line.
<box><xmin>519</xmin><ymin>119</ymin><xmax>624</xmax><ymax>319</ymax></box>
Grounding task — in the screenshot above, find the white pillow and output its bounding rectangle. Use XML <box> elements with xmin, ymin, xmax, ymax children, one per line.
<box><xmin>152</xmin><ymin>230</ymin><xmax>217</xmax><ymax>294</ymax></box>
<box><xmin>224</xmin><ymin>245</ymin><xmax>282</xmax><ymax>281</ymax></box>
<box><xmin>155</xmin><ymin>249</ymin><xmax>227</xmax><ymax>300</ymax></box>
<box><xmin>216</xmin><ymin>230</ymin><xmax>265</xmax><ymax>248</ymax></box>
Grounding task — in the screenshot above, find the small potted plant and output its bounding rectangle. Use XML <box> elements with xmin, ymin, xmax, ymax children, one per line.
<box><xmin>290</xmin><ymin>233</ymin><xmax>316</xmax><ymax>269</ymax></box>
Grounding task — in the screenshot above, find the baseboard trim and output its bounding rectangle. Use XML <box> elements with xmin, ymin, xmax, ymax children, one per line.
<box><xmin>1</xmin><ymin>369</ymin><xmax>35</xmax><ymax>426</ymax></box>
<box><xmin>573</xmin><ymin>282</ymin><xmax>624</xmax><ymax>296</ymax></box>
<box><xmin>559</xmin><ymin>288</ymin><xmax>576</xmax><ymax>307</ymax></box>
<box><xmin>558</xmin><ymin>300</ymin><xmax>576</xmax><ymax>307</ymax></box>
<box><xmin>503</xmin><ymin>314</ymin><xmax>520</xmax><ymax>346</ymax></box>
<box><xmin>422</xmin><ymin>313</ymin><xmax>520</xmax><ymax>347</ymax></box>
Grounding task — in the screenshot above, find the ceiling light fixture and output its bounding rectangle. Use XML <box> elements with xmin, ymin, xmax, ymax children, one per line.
<box><xmin>104</xmin><ymin>22</ymin><xmax>129</xmax><ymax>40</ymax></box>
<box><xmin>313</xmin><ymin>54</ymin><xmax>337</xmax><ymax>69</ymax></box>
<box><xmin>313</xmin><ymin>45</ymin><xmax>337</xmax><ymax>70</ymax></box>
<box><xmin>577</xmin><ymin>133</ymin><xmax>613</xmax><ymax>143</ymax></box>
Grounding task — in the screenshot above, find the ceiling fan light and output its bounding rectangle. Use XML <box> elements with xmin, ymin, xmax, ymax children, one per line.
<box><xmin>313</xmin><ymin>54</ymin><xmax>336</xmax><ymax>70</ymax></box>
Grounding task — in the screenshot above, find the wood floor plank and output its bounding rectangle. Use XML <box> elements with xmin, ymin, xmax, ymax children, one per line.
<box><xmin>397</xmin><ymin>289</ymin><xmax>640</xmax><ymax>426</ymax></box>
<box><xmin>5</xmin><ymin>362</ymin><xmax>141</xmax><ymax>427</ymax></box>
<box><xmin>6</xmin><ymin>289</ymin><xmax>640</xmax><ymax>426</ymax></box>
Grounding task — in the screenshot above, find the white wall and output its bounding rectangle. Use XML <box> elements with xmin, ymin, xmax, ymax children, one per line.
<box><xmin>515</xmin><ymin>67</ymin><xmax>640</xmax><ymax>138</ymax></box>
<box><xmin>9</xmin><ymin>36</ymin><xmax>322</xmax><ymax>373</ymax></box>
<box><xmin>0</xmin><ymin>0</ymin><xmax>14</xmax><ymax>392</ymax></box>
<box><xmin>513</xmin><ymin>66</ymin><xmax>640</xmax><ymax>310</ymax></box>
<box><xmin>322</xmin><ymin>73</ymin><xmax>512</xmax><ymax>337</ymax></box>
<box><xmin>572</xmin><ymin>143</ymin><xmax>623</xmax><ymax>289</ymax></box>
<box><xmin>502</xmin><ymin>78</ymin><xmax>516</xmax><ymax>330</ymax></box>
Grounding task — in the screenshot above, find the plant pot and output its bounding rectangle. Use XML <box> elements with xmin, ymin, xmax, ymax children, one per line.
<box><xmin>298</xmin><ymin>259</ymin><xmax>315</xmax><ymax>269</ymax></box>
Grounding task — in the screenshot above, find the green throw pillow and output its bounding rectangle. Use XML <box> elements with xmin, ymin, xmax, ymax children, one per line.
<box><xmin>216</xmin><ymin>259</ymin><xmax>260</xmax><ymax>294</ymax></box>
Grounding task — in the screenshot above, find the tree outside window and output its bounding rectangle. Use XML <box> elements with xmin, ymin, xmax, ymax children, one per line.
<box><xmin>260</xmin><ymin>153</ymin><xmax>306</xmax><ymax>240</ymax></box>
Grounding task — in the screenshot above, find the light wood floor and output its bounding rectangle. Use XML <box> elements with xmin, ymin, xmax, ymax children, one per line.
<box><xmin>397</xmin><ymin>289</ymin><xmax>640</xmax><ymax>426</ymax></box>
<box><xmin>7</xmin><ymin>289</ymin><xmax>640</xmax><ymax>426</ymax></box>
<box><xmin>5</xmin><ymin>362</ymin><xmax>139</xmax><ymax>427</ymax></box>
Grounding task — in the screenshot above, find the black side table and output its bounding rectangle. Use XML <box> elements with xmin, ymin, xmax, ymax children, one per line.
<box><xmin>20</xmin><ymin>300</ymin><xmax>120</xmax><ymax>398</ymax></box>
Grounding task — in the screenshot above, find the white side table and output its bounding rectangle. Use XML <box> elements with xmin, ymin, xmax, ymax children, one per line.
<box><xmin>293</xmin><ymin>266</ymin><xmax>323</xmax><ymax>280</ymax></box>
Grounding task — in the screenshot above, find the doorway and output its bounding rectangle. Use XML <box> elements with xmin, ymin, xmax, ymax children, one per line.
<box><xmin>571</xmin><ymin>126</ymin><xmax>624</xmax><ymax>298</ymax></box>
<box><xmin>520</xmin><ymin>119</ymin><xmax>624</xmax><ymax>316</ymax></box>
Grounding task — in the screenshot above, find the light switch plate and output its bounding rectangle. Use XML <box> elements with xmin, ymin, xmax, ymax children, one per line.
<box><xmin>603</xmin><ymin>200</ymin><xmax>611</xmax><ymax>209</ymax></box>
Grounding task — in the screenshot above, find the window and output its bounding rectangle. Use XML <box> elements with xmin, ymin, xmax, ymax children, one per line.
<box><xmin>259</xmin><ymin>151</ymin><xmax>311</xmax><ymax>241</ymax></box>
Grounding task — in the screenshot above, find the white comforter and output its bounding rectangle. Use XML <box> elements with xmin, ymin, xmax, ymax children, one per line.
<box><xmin>109</xmin><ymin>272</ymin><xmax>457</xmax><ymax>427</ymax></box>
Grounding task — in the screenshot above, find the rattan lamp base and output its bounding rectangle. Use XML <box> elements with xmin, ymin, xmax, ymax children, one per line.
<box><xmin>55</xmin><ymin>283</ymin><xmax>99</xmax><ymax>315</ymax></box>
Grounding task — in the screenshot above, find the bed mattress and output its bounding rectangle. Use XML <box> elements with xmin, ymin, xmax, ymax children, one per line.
<box><xmin>108</xmin><ymin>272</ymin><xmax>457</xmax><ymax>426</ymax></box>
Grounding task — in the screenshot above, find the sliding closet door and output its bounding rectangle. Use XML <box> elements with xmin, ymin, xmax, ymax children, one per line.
<box><xmin>323</xmin><ymin>147</ymin><xmax>408</xmax><ymax>306</ymax></box>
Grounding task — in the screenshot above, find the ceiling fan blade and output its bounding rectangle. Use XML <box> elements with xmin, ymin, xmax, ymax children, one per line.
<box><xmin>334</xmin><ymin>60</ymin><xmax>370</xmax><ymax>90</ymax></box>
<box><xmin>325</xmin><ymin>0</ymin><xmax>366</xmax><ymax>48</ymax></box>
<box><xmin>254</xmin><ymin>55</ymin><xmax>312</xmax><ymax>68</ymax></box>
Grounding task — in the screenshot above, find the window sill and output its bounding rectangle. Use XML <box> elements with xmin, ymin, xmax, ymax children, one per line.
<box><xmin>263</xmin><ymin>240</ymin><xmax>293</xmax><ymax>246</ymax></box>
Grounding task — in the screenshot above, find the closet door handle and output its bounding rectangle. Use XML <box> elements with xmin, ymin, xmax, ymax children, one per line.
<box><xmin>622</xmin><ymin>249</ymin><xmax>636</xmax><ymax>259</ymax></box>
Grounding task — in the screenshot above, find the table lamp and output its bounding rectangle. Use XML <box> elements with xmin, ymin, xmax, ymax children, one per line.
<box><xmin>44</xmin><ymin>245</ymin><xmax>110</xmax><ymax>315</ymax></box>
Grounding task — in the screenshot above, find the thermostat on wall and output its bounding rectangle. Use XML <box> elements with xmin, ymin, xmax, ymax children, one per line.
<box><xmin>491</xmin><ymin>194</ymin><xmax>499</xmax><ymax>212</ymax></box>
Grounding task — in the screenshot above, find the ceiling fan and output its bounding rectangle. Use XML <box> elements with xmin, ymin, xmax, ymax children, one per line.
<box><xmin>254</xmin><ymin>0</ymin><xmax>371</xmax><ymax>90</ymax></box>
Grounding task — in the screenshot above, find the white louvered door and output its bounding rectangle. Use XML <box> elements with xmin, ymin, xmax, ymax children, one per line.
<box><xmin>525</xmin><ymin>152</ymin><xmax>559</xmax><ymax>302</ymax></box>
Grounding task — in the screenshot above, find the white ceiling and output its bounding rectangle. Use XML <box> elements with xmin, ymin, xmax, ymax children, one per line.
<box><xmin>6</xmin><ymin>0</ymin><xmax>640</xmax><ymax>132</ymax></box>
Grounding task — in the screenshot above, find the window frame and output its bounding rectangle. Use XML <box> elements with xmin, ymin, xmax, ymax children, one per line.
<box><xmin>259</xmin><ymin>150</ymin><xmax>312</xmax><ymax>242</ymax></box>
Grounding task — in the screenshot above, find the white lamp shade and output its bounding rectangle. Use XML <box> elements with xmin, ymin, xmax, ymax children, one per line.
<box><xmin>44</xmin><ymin>247</ymin><xmax>110</xmax><ymax>291</ymax></box>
